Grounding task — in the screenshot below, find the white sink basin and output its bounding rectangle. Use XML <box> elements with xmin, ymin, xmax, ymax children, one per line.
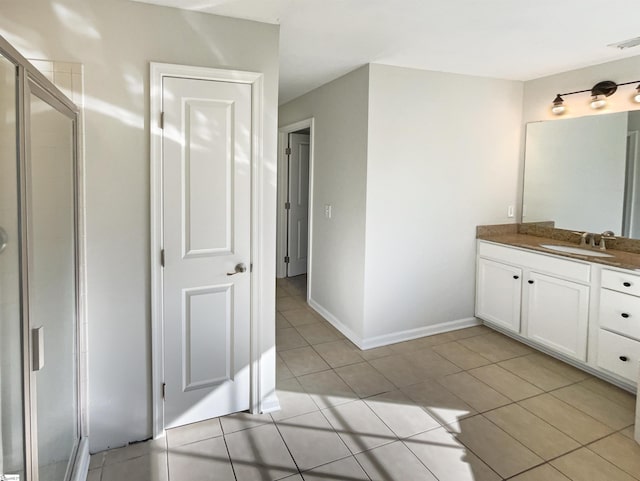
<box><xmin>539</xmin><ymin>244</ymin><xmax>614</xmax><ymax>258</ymax></box>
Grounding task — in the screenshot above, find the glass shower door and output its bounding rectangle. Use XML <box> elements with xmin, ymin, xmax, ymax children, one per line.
<box><xmin>0</xmin><ymin>51</ymin><xmax>25</xmax><ymax>481</ymax></box>
<box><xmin>27</xmin><ymin>85</ymin><xmax>79</xmax><ymax>481</ymax></box>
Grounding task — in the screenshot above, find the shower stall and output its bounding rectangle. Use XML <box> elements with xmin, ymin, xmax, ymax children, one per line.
<box><xmin>0</xmin><ymin>36</ymin><xmax>87</xmax><ymax>481</ymax></box>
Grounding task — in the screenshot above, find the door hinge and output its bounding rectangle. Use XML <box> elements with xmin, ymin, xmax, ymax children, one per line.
<box><xmin>284</xmin><ymin>256</ymin><xmax>290</xmax><ymax>263</ymax></box>
<box><xmin>160</xmin><ymin>112</ymin><xmax>165</xmax><ymax>129</ymax></box>
<box><xmin>160</xmin><ymin>249</ymin><xmax>165</xmax><ymax>267</ymax></box>
<box><xmin>285</xmin><ymin>147</ymin><xmax>291</xmax><ymax>155</ymax></box>
<box><xmin>285</xmin><ymin>201</ymin><xmax>291</xmax><ymax>210</ymax></box>
<box><xmin>162</xmin><ymin>383</ymin><xmax>166</xmax><ymax>400</ymax></box>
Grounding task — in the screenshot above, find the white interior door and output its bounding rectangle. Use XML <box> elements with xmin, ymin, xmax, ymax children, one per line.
<box><xmin>286</xmin><ymin>133</ymin><xmax>310</xmax><ymax>277</ymax></box>
<box><xmin>162</xmin><ymin>76</ymin><xmax>251</xmax><ymax>429</ymax></box>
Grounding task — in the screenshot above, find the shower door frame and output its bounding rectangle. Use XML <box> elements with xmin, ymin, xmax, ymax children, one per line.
<box><xmin>0</xmin><ymin>34</ymin><xmax>88</xmax><ymax>481</ymax></box>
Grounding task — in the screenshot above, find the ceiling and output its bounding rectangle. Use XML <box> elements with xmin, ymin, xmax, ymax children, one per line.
<box><xmin>132</xmin><ymin>0</ymin><xmax>640</xmax><ymax>104</ymax></box>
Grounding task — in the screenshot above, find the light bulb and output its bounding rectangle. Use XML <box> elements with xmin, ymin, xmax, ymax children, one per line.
<box><xmin>590</xmin><ymin>95</ymin><xmax>607</xmax><ymax>109</ymax></box>
<box><xmin>551</xmin><ymin>94</ymin><xmax>565</xmax><ymax>115</ymax></box>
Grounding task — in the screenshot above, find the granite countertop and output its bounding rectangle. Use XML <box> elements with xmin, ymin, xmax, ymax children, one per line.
<box><xmin>478</xmin><ymin>232</ymin><xmax>640</xmax><ymax>271</ymax></box>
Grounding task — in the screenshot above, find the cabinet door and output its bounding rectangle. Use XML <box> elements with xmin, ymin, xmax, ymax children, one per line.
<box><xmin>476</xmin><ymin>258</ymin><xmax>522</xmax><ymax>332</ymax></box>
<box><xmin>525</xmin><ymin>272</ymin><xmax>589</xmax><ymax>361</ymax></box>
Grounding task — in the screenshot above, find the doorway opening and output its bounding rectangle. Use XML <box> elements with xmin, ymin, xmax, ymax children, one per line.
<box><xmin>277</xmin><ymin>119</ymin><xmax>315</xmax><ymax>300</ymax></box>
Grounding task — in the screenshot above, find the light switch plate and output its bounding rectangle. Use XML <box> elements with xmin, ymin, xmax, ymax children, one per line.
<box><xmin>324</xmin><ymin>204</ymin><xmax>332</xmax><ymax>218</ymax></box>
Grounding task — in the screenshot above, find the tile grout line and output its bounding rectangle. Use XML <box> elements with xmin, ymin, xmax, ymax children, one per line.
<box><xmin>582</xmin><ymin>440</ymin><xmax>640</xmax><ymax>481</ymax></box>
<box><xmin>442</xmin><ymin>410</ymin><xmax>546</xmax><ymax>479</ymax></box>
<box><xmin>221</xmin><ymin>432</ymin><xmax>239</xmax><ymax>481</ymax></box>
<box><xmin>270</xmin><ymin>410</ymin><xmax>304</xmax><ymax>479</ymax></box>
<box><xmin>515</xmin><ymin>393</ymin><xmax>617</xmax><ymax>447</ymax></box>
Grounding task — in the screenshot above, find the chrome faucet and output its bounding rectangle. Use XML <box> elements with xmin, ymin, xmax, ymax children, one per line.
<box><xmin>599</xmin><ymin>231</ymin><xmax>615</xmax><ymax>250</ymax></box>
<box><xmin>573</xmin><ymin>231</ymin><xmax>591</xmax><ymax>247</ymax></box>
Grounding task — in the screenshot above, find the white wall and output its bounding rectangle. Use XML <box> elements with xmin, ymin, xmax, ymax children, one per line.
<box><xmin>278</xmin><ymin>66</ymin><xmax>370</xmax><ymax>341</ymax></box>
<box><xmin>0</xmin><ymin>0</ymin><xmax>279</xmax><ymax>452</ymax></box>
<box><xmin>363</xmin><ymin>64</ymin><xmax>523</xmax><ymax>342</ymax></box>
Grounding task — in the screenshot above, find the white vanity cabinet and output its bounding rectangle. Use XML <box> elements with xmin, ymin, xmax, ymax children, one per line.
<box><xmin>476</xmin><ymin>239</ymin><xmax>640</xmax><ymax>390</ymax></box>
<box><xmin>476</xmin><ymin>258</ymin><xmax>522</xmax><ymax>333</ymax></box>
<box><xmin>476</xmin><ymin>241</ymin><xmax>591</xmax><ymax>362</ymax></box>
<box><xmin>525</xmin><ymin>271</ymin><xmax>589</xmax><ymax>361</ymax></box>
<box><xmin>596</xmin><ymin>269</ymin><xmax>640</xmax><ymax>383</ymax></box>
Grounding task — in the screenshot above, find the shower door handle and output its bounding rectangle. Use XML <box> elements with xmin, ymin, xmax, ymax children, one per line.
<box><xmin>32</xmin><ymin>326</ymin><xmax>45</xmax><ymax>371</ymax></box>
<box><xmin>0</xmin><ymin>226</ymin><xmax>8</xmax><ymax>254</ymax></box>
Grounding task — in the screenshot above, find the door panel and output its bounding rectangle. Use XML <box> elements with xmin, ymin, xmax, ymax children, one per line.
<box><xmin>183</xmin><ymin>285</ymin><xmax>232</xmax><ymax>390</ymax></box>
<box><xmin>162</xmin><ymin>77</ymin><xmax>251</xmax><ymax>429</ymax></box>
<box><xmin>476</xmin><ymin>258</ymin><xmax>522</xmax><ymax>333</ymax></box>
<box><xmin>0</xmin><ymin>52</ymin><xmax>24</xmax><ymax>480</ymax></box>
<box><xmin>287</xmin><ymin>133</ymin><xmax>309</xmax><ymax>277</ymax></box>
<box><xmin>183</xmin><ymin>99</ymin><xmax>233</xmax><ymax>257</ymax></box>
<box><xmin>525</xmin><ymin>272</ymin><xmax>589</xmax><ymax>361</ymax></box>
<box><xmin>28</xmin><ymin>88</ymin><xmax>78</xmax><ymax>481</ymax></box>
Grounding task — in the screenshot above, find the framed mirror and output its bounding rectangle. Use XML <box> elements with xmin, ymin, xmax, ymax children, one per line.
<box><xmin>522</xmin><ymin>110</ymin><xmax>640</xmax><ymax>238</ymax></box>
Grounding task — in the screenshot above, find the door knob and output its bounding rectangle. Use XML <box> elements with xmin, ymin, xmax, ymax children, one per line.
<box><xmin>227</xmin><ymin>263</ymin><xmax>247</xmax><ymax>276</ymax></box>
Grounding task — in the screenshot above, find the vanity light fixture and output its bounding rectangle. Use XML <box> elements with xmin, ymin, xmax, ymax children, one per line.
<box><xmin>590</xmin><ymin>80</ymin><xmax>617</xmax><ymax>109</ymax></box>
<box><xmin>550</xmin><ymin>79</ymin><xmax>640</xmax><ymax>115</ymax></box>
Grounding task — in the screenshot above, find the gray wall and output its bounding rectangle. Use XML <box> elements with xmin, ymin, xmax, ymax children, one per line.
<box><xmin>279</xmin><ymin>66</ymin><xmax>370</xmax><ymax>341</ymax></box>
<box><xmin>363</xmin><ymin>64</ymin><xmax>523</xmax><ymax>341</ymax></box>
<box><xmin>0</xmin><ymin>0</ymin><xmax>279</xmax><ymax>452</ymax></box>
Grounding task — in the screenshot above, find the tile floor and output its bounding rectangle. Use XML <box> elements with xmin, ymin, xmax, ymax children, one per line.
<box><xmin>88</xmin><ymin>275</ymin><xmax>639</xmax><ymax>481</ymax></box>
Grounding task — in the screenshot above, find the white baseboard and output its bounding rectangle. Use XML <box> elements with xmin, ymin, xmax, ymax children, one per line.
<box><xmin>308</xmin><ymin>297</ymin><xmax>365</xmax><ymax>347</ymax></box>
<box><xmin>260</xmin><ymin>393</ymin><xmax>281</xmax><ymax>414</ymax></box>
<box><xmin>359</xmin><ymin>317</ymin><xmax>481</xmax><ymax>350</ymax></box>
<box><xmin>308</xmin><ymin>297</ymin><xmax>480</xmax><ymax>350</ymax></box>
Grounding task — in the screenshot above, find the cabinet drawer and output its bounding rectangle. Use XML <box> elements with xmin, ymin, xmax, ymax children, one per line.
<box><xmin>597</xmin><ymin>329</ymin><xmax>640</xmax><ymax>383</ymax></box>
<box><xmin>478</xmin><ymin>241</ymin><xmax>590</xmax><ymax>283</ymax></box>
<box><xmin>599</xmin><ymin>289</ymin><xmax>640</xmax><ymax>341</ymax></box>
<box><xmin>601</xmin><ymin>269</ymin><xmax>640</xmax><ymax>296</ymax></box>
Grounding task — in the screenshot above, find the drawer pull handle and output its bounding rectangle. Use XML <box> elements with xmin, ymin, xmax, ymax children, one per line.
<box><xmin>623</xmin><ymin>282</ymin><xmax>632</xmax><ymax>287</ymax></box>
<box><xmin>528</xmin><ymin>280</ymin><xmax>534</xmax><ymax>284</ymax></box>
<box><xmin>619</xmin><ymin>356</ymin><xmax>629</xmax><ymax>362</ymax></box>
<box><xmin>513</xmin><ymin>275</ymin><xmax>520</xmax><ymax>280</ymax></box>
<box><xmin>621</xmin><ymin>313</ymin><xmax>630</xmax><ymax>318</ymax></box>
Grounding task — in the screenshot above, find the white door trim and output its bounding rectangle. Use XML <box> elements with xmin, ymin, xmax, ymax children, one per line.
<box><xmin>150</xmin><ymin>62</ymin><xmax>265</xmax><ymax>438</ymax></box>
<box><xmin>276</xmin><ymin>119</ymin><xmax>315</xmax><ymax>301</ymax></box>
